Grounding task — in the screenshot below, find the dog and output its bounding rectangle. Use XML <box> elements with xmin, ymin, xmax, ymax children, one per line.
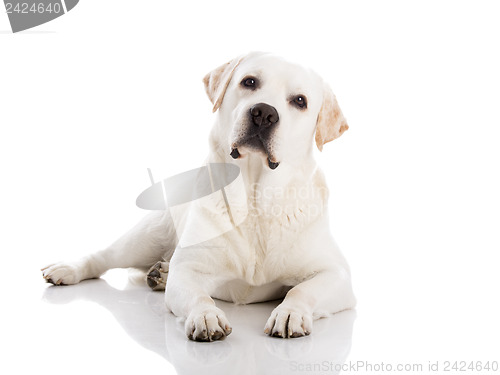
<box><xmin>42</xmin><ymin>52</ymin><xmax>356</xmax><ymax>341</ymax></box>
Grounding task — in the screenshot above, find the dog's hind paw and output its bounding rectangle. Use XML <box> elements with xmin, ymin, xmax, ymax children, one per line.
<box><xmin>147</xmin><ymin>261</ymin><xmax>169</xmax><ymax>291</ymax></box>
<box><xmin>41</xmin><ymin>262</ymin><xmax>83</xmax><ymax>286</ymax></box>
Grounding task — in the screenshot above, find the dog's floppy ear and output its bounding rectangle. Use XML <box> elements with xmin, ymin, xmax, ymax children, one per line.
<box><xmin>315</xmin><ymin>83</ymin><xmax>349</xmax><ymax>151</ymax></box>
<box><xmin>203</xmin><ymin>56</ymin><xmax>244</xmax><ymax>113</ymax></box>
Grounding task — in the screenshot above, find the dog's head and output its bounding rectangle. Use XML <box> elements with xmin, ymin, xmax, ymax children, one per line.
<box><xmin>204</xmin><ymin>52</ymin><xmax>348</xmax><ymax>170</ymax></box>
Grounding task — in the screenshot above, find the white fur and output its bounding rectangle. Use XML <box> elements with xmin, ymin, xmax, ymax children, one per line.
<box><xmin>42</xmin><ymin>53</ymin><xmax>356</xmax><ymax>341</ymax></box>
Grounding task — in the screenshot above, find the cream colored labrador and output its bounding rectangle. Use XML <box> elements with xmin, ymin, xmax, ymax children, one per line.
<box><xmin>42</xmin><ymin>52</ymin><xmax>356</xmax><ymax>341</ymax></box>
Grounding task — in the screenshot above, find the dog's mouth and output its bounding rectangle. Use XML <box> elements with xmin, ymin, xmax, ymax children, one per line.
<box><xmin>230</xmin><ymin>136</ymin><xmax>280</xmax><ymax>170</ymax></box>
<box><xmin>231</xmin><ymin>147</ymin><xmax>280</xmax><ymax>170</ymax></box>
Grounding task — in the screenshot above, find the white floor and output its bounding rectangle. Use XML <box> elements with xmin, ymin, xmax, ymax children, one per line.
<box><xmin>32</xmin><ymin>270</ymin><xmax>355</xmax><ymax>375</ymax></box>
<box><xmin>4</xmin><ymin>266</ymin><xmax>498</xmax><ymax>375</ymax></box>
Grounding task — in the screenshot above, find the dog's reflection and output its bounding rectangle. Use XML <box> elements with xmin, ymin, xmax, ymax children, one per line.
<box><xmin>43</xmin><ymin>277</ymin><xmax>355</xmax><ymax>375</ymax></box>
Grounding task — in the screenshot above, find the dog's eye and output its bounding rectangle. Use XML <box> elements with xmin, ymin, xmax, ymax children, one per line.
<box><xmin>291</xmin><ymin>95</ymin><xmax>307</xmax><ymax>109</ymax></box>
<box><xmin>241</xmin><ymin>77</ymin><xmax>258</xmax><ymax>89</ymax></box>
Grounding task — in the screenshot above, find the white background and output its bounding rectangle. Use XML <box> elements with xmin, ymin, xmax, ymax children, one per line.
<box><xmin>1</xmin><ymin>1</ymin><xmax>499</xmax><ymax>374</ymax></box>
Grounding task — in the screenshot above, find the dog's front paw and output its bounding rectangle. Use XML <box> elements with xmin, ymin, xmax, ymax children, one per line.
<box><xmin>264</xmin><ymin>305</ymin><xmax>313</xmax><ymax>338</ymax></box>
<box><xmin>41</xmin><ymin>262</ymin><xmax>83</xmax><ymax>285</ymax></box>
<box><xmin>185</xmin><ymin>307</ymin><xmax>232</xmax><ymax>342</ymax></box>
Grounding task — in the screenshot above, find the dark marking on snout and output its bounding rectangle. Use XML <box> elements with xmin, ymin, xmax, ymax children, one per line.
<box><xmin>268</xmin><ymin>160</ymin><xmax>280</xmax><ymax>170</ymax></box>
<box><xmin>230</xmin><ymin>148</ymin><xmax>240</xmax><ymax>159</ymax></box>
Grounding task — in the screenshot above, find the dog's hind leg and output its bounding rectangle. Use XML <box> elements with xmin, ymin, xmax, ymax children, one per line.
<box><xmin>42</xmin><ymin>211</ymin><xmax>177</xmax><ymax>285</ymax></box>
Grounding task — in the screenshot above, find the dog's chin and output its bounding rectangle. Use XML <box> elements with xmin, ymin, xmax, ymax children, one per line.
<box><xmin>230</xmin><ymin>139</ymin><xmax>280</xmax><ymax>170</ymax></box>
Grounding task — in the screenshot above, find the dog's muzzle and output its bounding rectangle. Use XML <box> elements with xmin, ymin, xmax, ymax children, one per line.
<box><xmin>231</xmin><ymin>103</ymin><xmax>280</xmax><ymax>170</ymax></box>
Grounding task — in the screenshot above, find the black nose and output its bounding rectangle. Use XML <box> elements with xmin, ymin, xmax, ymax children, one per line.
<box><xmin>250</xmin><ymin>103</ymin><xmax>279</xmax><ymax>128</ymax></box>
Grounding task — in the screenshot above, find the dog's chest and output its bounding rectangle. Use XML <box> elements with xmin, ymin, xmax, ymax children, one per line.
<box><xmin>213</xmin><ymin>167</ymin><xmax>329</xmax><ymax>285</ymax></box>
<box><xmin>232</xmin><ymin>203</ymin><xmax>315</xmax><ymax>286</ymax></box>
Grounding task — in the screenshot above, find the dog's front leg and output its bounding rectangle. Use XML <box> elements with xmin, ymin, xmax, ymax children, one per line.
<box><xmin>264</xmin><ymin>268</ymin><xmax>356</xmax><ymax>338</ymax></box>
<box><xmin>165</xmin><ymin>262</ymin><xmax>232</xmax><ymax>342</ymax></box>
